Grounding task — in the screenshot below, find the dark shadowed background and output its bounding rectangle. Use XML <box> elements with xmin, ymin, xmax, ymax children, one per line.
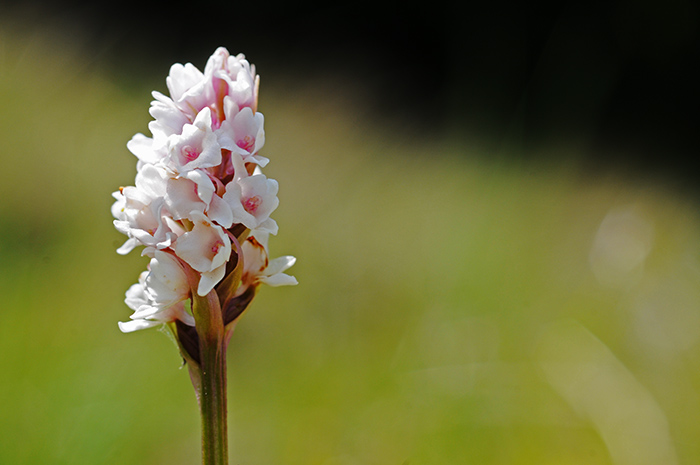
<box><xmin>5</xmin><ymin>0</ymin><xmax>699</xmax><ymax>180</ymax></box>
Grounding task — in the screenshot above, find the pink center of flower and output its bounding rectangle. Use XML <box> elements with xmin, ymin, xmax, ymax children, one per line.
<box><xmin>181</xmin><ymin>145</ymin><xmax>200</xmax><ymax>163</ymax></box>
<box><xmin>236</xmin><ymin>136</ymin><xmax>255</xmax><ymax>153</ymax></box>
<box><xmin>243</xmin><ymin>195</ymin><xmax>262</xmax><ymax>214</ymax></box>
<box><xmin>211</xmin><ymin>239</ymin><xmax>225</xmax><ymax>255</ymax></box>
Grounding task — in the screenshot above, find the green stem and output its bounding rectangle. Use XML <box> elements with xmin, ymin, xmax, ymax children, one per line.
<box><xmin>191</xmin><ymin>290</ymin><xmax>229</xmax><ymax>465</ymax></box>
<box><xmin>199</xmin><ymin>333</ymin><xmax>227</xmax><ymax>465</ymax></box>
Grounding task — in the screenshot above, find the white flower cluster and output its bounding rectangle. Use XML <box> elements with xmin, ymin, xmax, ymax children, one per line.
<box><xmin>112</xmin><ymin>47</ymin><xmax>297</xmax><ymax>333</ymax></box>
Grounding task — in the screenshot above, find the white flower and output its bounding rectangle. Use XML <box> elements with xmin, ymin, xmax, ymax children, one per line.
<box><xmin>112</xmin><ymin>164</ymin><xmax>174</xmax><ymax>254</ymax></box>
<box><xmin>147</xmin><ymin>91</ymin><xmax>192</xmax><ymax>150</ymax></box>
<box><xmin>223</xmin><ymin>170</ymin><xmax>279</xmax><ymax>234</ymax></box>
<box><xmin>217</xmin><ymin>104</ymin><xmax>269</xmax><ymax>167</ymax></box>
<box><xmin>205</xmin><ymin>47</ymin><xmax>259</xmax><ymax>113</ymax></box>
<box><xmin>126</xmin><ymin>133</ymin><xmax>161</xmax><ymax>165</ymax></box>
<box><xmin>166</xmin><ymin>107</ymin><xmax>221</xmax><ymax>173</ymax></box>
<box><xmin>173</xmin><ymin>211</ymin><xmax>231</xmax><ymax>296</ymax></box>
<box><xmin>163</xmin><ymin>174</ymin><xmax>210</xmax><ymax>220</ymax></box>
<box><xmin>118</xmin><ymin>250</ymin><xmax>194</xmax><ymax>333</ymax></box>
<box><xmin>238</xmin><ymin>232</ymin><xmax>297</xmax><ymax>296</ymax></box>
<box><xmin>166</xmin><ymin>62</ymin><xmax>209</xmax><ymax>110</ymax></box>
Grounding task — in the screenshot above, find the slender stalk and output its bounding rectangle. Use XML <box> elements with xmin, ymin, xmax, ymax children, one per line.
<box><xmin>198</xmin><ymin>330</ymin><xmax>228</xmax><ymax>465</ymax></box>
<box><xmin>190</xmin><ymin>287</ymin><xmax>229</xmax><ymax>465</ymax></box>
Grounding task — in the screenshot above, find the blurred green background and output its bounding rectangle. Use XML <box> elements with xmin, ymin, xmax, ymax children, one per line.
<box><xmin>2</xmin><ymin>3</ymin><xmax>700</xmax><ymax>464</ymax></box>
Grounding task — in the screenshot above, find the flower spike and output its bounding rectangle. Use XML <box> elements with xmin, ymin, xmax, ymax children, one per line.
<box><xmin>111</xmin><ymin>47</ymin><xmax>297</xmax><ymax>465</ymax></box>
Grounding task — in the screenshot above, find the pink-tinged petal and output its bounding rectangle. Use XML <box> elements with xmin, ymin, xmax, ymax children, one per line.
<box><xmin>260</xmin><ymin>255</ymin><xmax>297</xmax><ymax>287</ymax></box>
<box><xmin>237</xmin><ymin>233</ymin><xmax>297</xmax><ymax>290</ymax></box>
<box><xmin>234</xmin><ymin>108</ymin><xmax>265</xmax><ymax>155</ymax></box>
<box><xmin>183</xmin><ymin>169</ymin><xmax>215</xmax><ymax>206</ymax></box>
<box><xmin>131</xmin><ymin>301</ymin><xmax>192</xmax><ymax>325</ymax></box>
<box><xmin>223</xmin><ymin>174</ymin><xmax>279</xmax><ymax>231</ymax></box>
<box><xmin>119</xmin><ymin>185</ymin><xmax>147</xmax><ymax>207</ymax></box>
<box><xmin>221</xmin><ymin>178</ymin><xmax>251</xmax><ymax>223</ymax></box>
<box><xmin>176</xmin><ymin>309</ymin><xmax>195</xmax><ymax>327</ymax></box>
<box><xmin>266</xmin><ymin>255</ymin><xmax>296</xmax><ymax>276</ymax></box>
<box><xmin>260</xmin><ymin>273</ymin><xmax>298</xmax><ymax>287</ymax></box>
<box><xmin>226</xmin><ymin>68</ymin><xmax>257</xmax><ymax>110</ymax></box>
<box><xmin>198</xmin><ymin>264</ymin><xmax>227</xmax><ymax>296</ymax></box>
<box><xmin>124</xmin><ymin>271</ymin><xmax>148</xmax><ymax>304</ymax></box>
<box><xmin>113</xmin><ymin>219</ymin><xmax>131</xmax><ymax>236</ymax></box>
<box><xmin>148</xmin><ymin>92</ymin><xmax>190</xmax><ymax>145</ymax></box>
<box><xmin>119</xmin><ymin>256</ymin><xmax>193</xmax><ymax>332</ymax></box>
<box><xmin>229</xmin><ymin>150</ymin><xmax>248</xmax><ymax>180</ymax></box>
<box><xmin>118</xmin><ymin>319</ymin><xmax>161</xmax><ymax>333</ymax></box>
<box><xmin>165</xmin><ymin>177</ymin><xmax>207</xmax><ymax>220</ymax></box>
<box><xmin>253</xmin><ymin>218</ymin><xmax>279</xmax><ymax>236</ymax></box>
<box><xmin>166</xmin><ymin>62</ymin><xmax>206</xmax><ymax>104</ymax></box>
<box><xmin>116</xmin><ymin>237</ymin><xmax>138</xmax><ymax>255</ymax></box>
<box><xmin>127</xmin><ymin>133</ymin><xmax>161</xmax><ymax>164</ymax></box>
<box><xmin>207</xmin><ymin>194</ymin><xmax>233</xmax><ymax>228</ymax></box>
<box><xmin>130</xmin><ymin>304</ymin><xmax>161</xmax><ymax>320</ymax></box>
<box><xmin>251</xmin><ymin>153</ymin><xmax>270</xmax><ymax>167</ymax></box>
<box><xmin>111</xmin><ymin>190</ymin><xmax>126</xmax><ymax>219</ymax></box>
<box><xmin>118</xmin><ymin>193</ymin><xmax>173</xmax><ymax>251</ymax></box>
<box><xmin>167</xmin><ymin>108</ymin><xmax>222</xmax><ymax>172</ymax></box>
<box><xmin>134</xmin><ymin>164</ymin><xmax>168</xmax><ymax>199</ymax></box>
<box><xmin>173</xmin><ymin>212</ymin><xmax>231</xmax><ymax>273</ymax></box>
<box><xmin>145</xmin><ymin>250</ymin><xmax>190</xmax><ymax>305</ymax></box>
<box><xmin>163</xmin><ymin>216</ymin><xmax>186</xmax><ymax>237</ymax></box>
<box><xmin>216</xmin><ymin>103</ymin><xmax>268</xmax><ymax>167</ymax></box>
<box><xmin>204</xmin><ymin>48</ymin><xmax>258</xmax><ymax>111</ymax></box>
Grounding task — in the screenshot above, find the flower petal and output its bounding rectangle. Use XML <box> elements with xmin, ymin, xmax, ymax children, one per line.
<box><xmin>118</xmin><ymin>319</ymin><xmax>161</xmax><ymax>333</ymax></box>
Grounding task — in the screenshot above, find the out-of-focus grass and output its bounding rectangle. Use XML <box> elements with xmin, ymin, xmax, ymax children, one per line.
<box><xmin>3</xmin><ymin>23</ymin><xmax>700</xmax><ymax>465</ymax></box>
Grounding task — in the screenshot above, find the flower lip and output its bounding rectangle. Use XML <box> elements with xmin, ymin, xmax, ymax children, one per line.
<box><xmin>243</xmin><ymin>195</ymin><xmax>262</xmax><ymax>214</ymax></box>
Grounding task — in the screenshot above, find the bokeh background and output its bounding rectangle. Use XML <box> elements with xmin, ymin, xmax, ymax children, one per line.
<box><xmin>2</xmin><ymin>1</ymin><xmax>700</xmax><ymax>464</ymax></box>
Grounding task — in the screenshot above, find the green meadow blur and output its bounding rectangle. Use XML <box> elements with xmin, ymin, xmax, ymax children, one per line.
<box><xmin>2</xmin><ymin>20</ymin><xmax>700</xmax><ymax>465</ymax></box>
